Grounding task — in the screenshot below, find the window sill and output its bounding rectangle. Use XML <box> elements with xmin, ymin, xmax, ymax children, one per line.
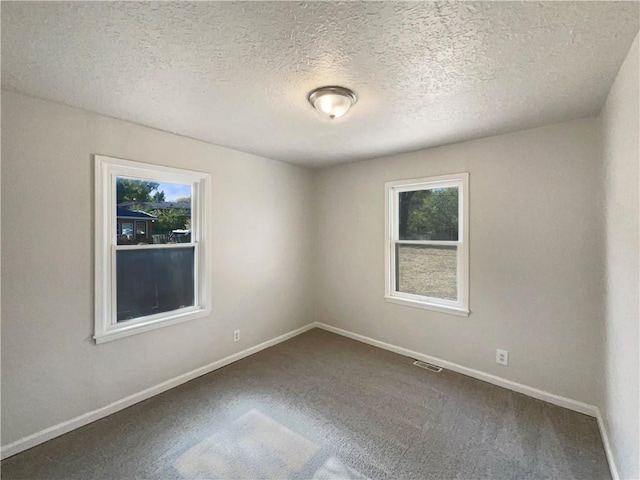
<box><xmin>384</xmin><ymin>296</ymin><xmax>470</xmax><ymax>317</ymax></box>
<box><xmin>94</xmin><ymin>307</ymin><xmax>211</xmax><ymax>344</ymax></box>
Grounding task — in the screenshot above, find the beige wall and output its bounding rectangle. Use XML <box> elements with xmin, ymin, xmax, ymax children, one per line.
<box><xmin>0</xmin><ymin>91</ymin><xmax>314</xmax><ymax>445</ymax></box>
<box><xmin>313</xmin><ymin>118</ymin><xmax>604</xmax><ymax>405</ymax></box>
<box><xmin>600</xmin><ymin>33</ymin><xmax>639</xmax><ymax>480</ymax></box>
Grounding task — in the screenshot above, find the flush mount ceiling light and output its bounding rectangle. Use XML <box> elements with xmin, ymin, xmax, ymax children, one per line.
<box><xmin>308</xmin><ymin>86</ymin><xmax>357</xmax><ymax>120</ymax></box>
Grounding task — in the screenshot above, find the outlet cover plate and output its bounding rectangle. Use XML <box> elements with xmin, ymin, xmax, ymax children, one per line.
<box><xmin>496</xmin><ymin>349</ymin><xmax>509</xmax><ymax>366</ymax></box>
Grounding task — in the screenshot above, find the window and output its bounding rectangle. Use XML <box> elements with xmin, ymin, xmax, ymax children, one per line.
<box><xmin>94</xmin><ymin>155</ymin><xmax>211</xmax><ymax>343</ymax></box>
<box><xmin>135</xmin><ymin>220</ymin><xmax>147</xmax><ymax>241</ymax></box>
<box><xmin>385</xmin><ymin>173</ymin><xmax>469</xmax><ymax>316</ymax></box>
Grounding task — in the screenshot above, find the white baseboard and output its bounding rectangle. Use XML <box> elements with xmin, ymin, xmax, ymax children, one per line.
<box><xmin>316</xmin><ymin>322</ymin><xmax>622</xmax><ymax>480</ymax></box>
<box><xmin>314</xmin><ymin>322</ymin><xmax>623</xmax><ymax>478</ymax></box>
<box><xmin>313</xmin><ymin>322</ymin><xmax>599</xmax><ymax>417</ymax></box>
<box><xmin>3</xmin><ymin>321</ymin><xmax>618</xmax><ymax>480</ymax></box>
<box><xmin>596</xmin><ymin>410</ymin><xmax>620</xmax><ymax>480</ymax></box>
<box><xmin>0</xmin><ymin>323</ymin><xmax>315</xmax><ymax>460</ymax></box>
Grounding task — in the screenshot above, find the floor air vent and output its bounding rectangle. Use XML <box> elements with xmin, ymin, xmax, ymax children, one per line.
<box><xmin>413</xmin><ymin>360</ymin><xmax>443</xmax><ymax>373</ymax></box>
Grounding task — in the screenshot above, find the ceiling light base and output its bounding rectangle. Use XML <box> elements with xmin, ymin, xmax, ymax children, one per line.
<box><xmin>308</xmin><ymin>86</ymin><xmax>357</xmax><ymax>120</ymax></box>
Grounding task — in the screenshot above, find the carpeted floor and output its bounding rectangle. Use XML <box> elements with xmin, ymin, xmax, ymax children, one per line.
<box><xmin>1</xmin><ymin>328</ymin><xmax>610</xmax><ymax>479</ymax></box>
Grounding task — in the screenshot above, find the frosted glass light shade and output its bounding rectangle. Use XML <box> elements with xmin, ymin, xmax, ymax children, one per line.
<box><xmin>308</xmin><ymin>86</ymin><xmax>357</xmax><ymax>120</ymax></box>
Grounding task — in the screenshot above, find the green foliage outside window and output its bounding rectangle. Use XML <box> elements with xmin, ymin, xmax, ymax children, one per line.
<box><xmin>399</xmin><ymin>187</ymin><xmax>458</xmax><ymax>241</ymax></box>
<box><xmin>117</xmin><ymin>178</ymin><xmax>160</xmax><ymax>203</ymax></box>
<box><xmin>153</xmin><ymin>208</ymin><xmax>190</xmax><ymax>235</ymax></box>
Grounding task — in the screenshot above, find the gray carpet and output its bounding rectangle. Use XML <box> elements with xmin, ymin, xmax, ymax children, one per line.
<box><xmin>1</xmin><ymin>329</ymin><xmax>610</xmax><ymax>479</ymax></box>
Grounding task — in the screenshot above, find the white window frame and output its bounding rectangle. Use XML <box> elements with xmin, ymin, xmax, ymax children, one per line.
<box><xmin>94</xmin><ymin>155</ymin><xmax>211</xmax><ymax>344</ymax></box>
<box><xmin>384</xmin><ymin>172</ymin><xmax>470</xmax><ymax>316</ymax></box>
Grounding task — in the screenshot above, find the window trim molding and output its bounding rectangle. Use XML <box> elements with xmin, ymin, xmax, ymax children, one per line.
<box><xmin>384</xmin><ymin>172</ymin><xmax>470</xmax><ymax>316</ymax></box>
<box><xmin>94</xmin><ymin>155</ymin><xmax>212</xmax><ymax>344</ymax></box>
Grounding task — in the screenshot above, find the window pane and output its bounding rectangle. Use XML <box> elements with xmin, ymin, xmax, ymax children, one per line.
<box><xmin>396</xmin><ymin>244</ymin><xmax>457</xmax><ymax>300</ymax></box>
<box><xmin>116</xmin><ymin>177</ymin><xmax>192</xmax><ymax>245</ymax></box>
<box><xmin>398</xmin><ymin>187</ymin><xmax>458</xmax><ymax>240</ymax></box>
<box><xmin>116</xmin><ymin>247</ymin><xmax>195</xmax><ymax>322</ymax></box>
<box><xmin>135</xmin><ymin>221</ymin><xmax>147</xmax><ymax>244</ymax></box>
<box><xmin>118</xmin><ymin>222</ymin><xmax>133</xmax><ymax>244</ymax></box>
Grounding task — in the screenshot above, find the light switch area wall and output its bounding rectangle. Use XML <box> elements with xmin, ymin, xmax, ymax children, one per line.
<box><xmin>600</xmin><ymin>33</ymin><xmax>639</xmax><ymax>480</ymax></box>
<box><xmin>313</xmin><ymin>117</ymin><xmax>604</xmax><ymax>407</ymax></box>
<box><xmin>0</xmin><ymin>91</ymin><xmax>315</xmax><ymax>446</ymax></box>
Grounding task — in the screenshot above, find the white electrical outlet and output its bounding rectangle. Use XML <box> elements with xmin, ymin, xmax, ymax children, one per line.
<box><xmin>233</xmin><ymin>330</ymin><xmax>240</xmax><ymax>342</ymax></box>
<box><xmin>496</xmin><ymin>349</ymin><xmax>509</xmax><ymax>366</ymax></box>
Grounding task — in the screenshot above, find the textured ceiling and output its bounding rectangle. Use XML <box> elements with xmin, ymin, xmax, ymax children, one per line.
<box><xmin>2</xmin><ymin>2</ymin><xmax>639</xmax><ymax>167</ymax></box>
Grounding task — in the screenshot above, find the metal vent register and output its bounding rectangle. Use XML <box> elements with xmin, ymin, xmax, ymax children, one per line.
<box><xmin>413</xmin><ymin>360</ymin><xmax>443</xmax><ymax>373</ymax></box>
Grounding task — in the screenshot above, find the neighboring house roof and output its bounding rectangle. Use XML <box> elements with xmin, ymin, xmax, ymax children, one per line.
<box><xmin>118</xmin><ymin>201</ymin><xmax>191</xmax><ymax>210</ymax></box>
<box><xmin>116</xmin><ymin>207</ymin><xmax>157</xmax><ymax>219</ymax></box>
